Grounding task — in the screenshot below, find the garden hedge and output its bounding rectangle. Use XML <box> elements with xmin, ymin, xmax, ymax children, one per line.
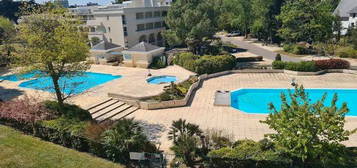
<box><xmin>0</xmin><ymin>119</ymin><xmax>128</xmax><ymax>164</ymax></box>
<box><xmin>273</xmin><ymin>59</ymin><xmax>350</xmax><ymax>72</ymax></box>
<box><xmin>173</xmin><ymin>52</ymin><xmax>236</xmax><ymax>74</ymax></box>
<box><xmin>204</xmin><ymin>158</ymin><xmax>292</xmax><ymax>168</ymax></box>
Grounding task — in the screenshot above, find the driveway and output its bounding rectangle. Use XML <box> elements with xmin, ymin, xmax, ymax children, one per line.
<box><xmin>220</xmin><ymin>36</ymin><xmax>301</xmax><ymax>62</ymax></box>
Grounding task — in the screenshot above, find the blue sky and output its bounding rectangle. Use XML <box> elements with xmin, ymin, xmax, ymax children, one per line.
<box><xmin>36</xmin><ymin>0</ymin><xmax>113</xmax><ymax>5</ymax></box>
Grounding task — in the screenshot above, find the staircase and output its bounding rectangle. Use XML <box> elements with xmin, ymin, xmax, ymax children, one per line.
<box><xmin>87</xmin><ymin>98</ymin><xmax>139</xmax><ymax>122</ymax></box>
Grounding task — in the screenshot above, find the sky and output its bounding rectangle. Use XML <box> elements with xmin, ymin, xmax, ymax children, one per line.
<box><xmin>35</xmin><ymin>0</ymin><xmax>113</xmax><ymax>6</ymax></box>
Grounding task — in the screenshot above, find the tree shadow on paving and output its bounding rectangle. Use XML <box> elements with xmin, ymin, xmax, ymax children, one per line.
<box><xmin>0</xmin><ymin>86</ymin><xmax>24</xmax><ymax>101</ymax></box>
<box><xmin>137</xmin><ymin>120</ymin><xmax>166</xmax><ymax>145</ymax></box>
<box><xmin>0</xmin><ymin>68</ymin><xmax>11</xmax><ymax>76</ymax></box>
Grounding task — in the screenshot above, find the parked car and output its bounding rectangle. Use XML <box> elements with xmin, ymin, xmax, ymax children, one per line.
<box><xmin>226</xmin><ymin>31</ymin><xmax>241</xmax><ymax>37</ymax></box>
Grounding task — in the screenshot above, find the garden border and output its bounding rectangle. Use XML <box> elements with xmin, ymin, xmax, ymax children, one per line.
<box><xmin>108</xmin><ymin>68</ymin><xmax>357</xmax><ymax>110</ymax></box>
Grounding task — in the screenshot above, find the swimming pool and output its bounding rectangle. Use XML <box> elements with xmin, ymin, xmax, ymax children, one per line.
<box><xmin>1</xmin><ymin>72</ymin><xmax>122</xmax><ymax>94</ymax></box>
<box><xmin>0</xmin><ymin>71</ymin><xmax>43</xmax><ymax>82</ymax></box>
<box><xmin>147</xmin><ymin>76</ymin><xmax>177</xmax><ymax>84</ymax></box>
<box><xmin>231</xmin><ymin>89</ymin><xmax>357</xmax><ymax>116</ymax></box>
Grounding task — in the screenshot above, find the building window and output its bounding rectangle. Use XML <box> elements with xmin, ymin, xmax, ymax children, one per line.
<box><xmin>136</xmin><ymin>12</ymin><xmax>144</xmax><ymax>19</ymax></box>
<box><xmin>124</xmin><ymin>27</ymin><xmax>128</xmax><ymax>36</ymax></box>
<box><xmin>107</xmin><ymin>15</ymin><xmax>109</xmax><ymax>20</ymax></box>
<box><xmin>122</xmin><ymin>15</ymin><xmax>126</xmax><ymax>25</ymax></box>
<box><xmin>162</xmin><ymin>21</ymin><xmax>167</xmax><ymax>28</ymax></box>
<box><xmin>139</xmin><ymin>35</ymin><xmax>147</xmax><ymax>42</ymax></box>
<box><xmin>108</xmin><ymin>27</ymin><xmax>111</xmax><ymax>32</ymax></box>
<box><xmin>137</xmin><ymin>24</ymin><xmax>145</xmax><ymax>31</ymax></box>
<box><xmin>157</xmin><ymin>32</ymin><xmax>163</xmax><ymax>46</ymax></box>
<box><xmin>146</xmin><ymin>23</ymin><xmax>154</xmax><ymax>30</ymax></box>
<box><xmin>162</xmin><ymin>11</ymin><xmax>167</xmax><ymax>17</ymax></box>
<box><xmin>149</xmin><ymin>33</ymin><xmax>155</xmax><ymax>44</ymax></box>
<box><xmin>154</xmin><ymin>11</ymin><xmax>161</xmax><ymax>17</ymax></box>
<box><xmin>353</xmin><ymin>13</ymin><xmax>356</xmax><ymax>18</ymax></box>
<box><xmin>145</xmin><ymin>12</ymin><xmax>153</xmax><ymax>18</ymax></box>
<box><xmin>124</xmin><ymin>54</ymin><xmax>132</xmax><ymax>60</ymax></box>
<box><xmin>154</xmin><ymin>22</ymin><xmax>162</xmax><ymax>28</ymax></box>
<box><xmin>90</xmin><ymin>27</ymin><xmax>95</xmax><ymax>32</ymax></box>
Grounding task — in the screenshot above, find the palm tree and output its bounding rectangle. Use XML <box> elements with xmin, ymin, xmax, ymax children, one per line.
<box><xmin>102</xmin><ymin>118</ymin><xmax>153</xmax><ymax>163</ymax></box>
<box><xmin>168</xmin><ymin>119</ymin><xmax>203</xmax><ymax>143</ymax></box>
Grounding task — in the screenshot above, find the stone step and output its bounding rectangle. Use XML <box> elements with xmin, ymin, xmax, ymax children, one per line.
<box><xmin>86</xmin><ymin>98</ymin><xmax>113</xmax><ymax>111</ymax></box>
<box><xmin>96</xmin><ymin>104</ymin><xmax>133</xmax><ymax>122</ymax></box>
<box><xmin>92</xmin><ymin>102</ymin><xmax>126</xmax><ymax>119</ymax></box>
<box><xmin>110</xmin><ymin>106</ymin><xmax>139</xmax><ymax>121</ymax></box>
<box><xmin>88</xmin><ymin>99</ymin><xmax>120</xmax><ymax>115</ymax></box>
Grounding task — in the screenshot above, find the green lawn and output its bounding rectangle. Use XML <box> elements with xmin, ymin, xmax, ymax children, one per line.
<box><xmin>0</xmin><ymin>125</ymin><xmax>124</xmax><ymax>168</ymax></box>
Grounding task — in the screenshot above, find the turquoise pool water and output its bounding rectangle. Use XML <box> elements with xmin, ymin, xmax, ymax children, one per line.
<box><xmin>231</xmin><ymin>89</ymin><xmax>357</xmax><ymax>116</ymax></box>
<box><xmin>1</xmin><ymin>72</ymin><xmax>121</xmax><ymax>94</ymax></box>
<box><xmin>147</xmin><ymin>76</ymin><xmax>177</xmax><ymax>84</ymax></box>
<box><xmin>0</xmin><ymin>71</ymin><xmax>43</xmax><ymax>82</ymax></box>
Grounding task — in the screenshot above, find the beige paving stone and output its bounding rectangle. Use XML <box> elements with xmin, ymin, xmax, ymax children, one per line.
<box><xmin>127</xmin><ymin>73</ymin><xmax>357</xmax><ymax>152</ymax></box>
<box><xmin>1</xmin><ymin>66</ymin><xmax>356</xmax><ymax>154</ymax></box>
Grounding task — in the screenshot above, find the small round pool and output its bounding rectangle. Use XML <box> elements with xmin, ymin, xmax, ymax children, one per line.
<box><xmin>147</xmin><ymin>76</ymin><xmax>177</xmax><ymax>84</ymax></box>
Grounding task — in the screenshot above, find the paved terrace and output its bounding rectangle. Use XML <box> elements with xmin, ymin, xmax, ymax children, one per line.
<box><xmin>127</xmin><ymin>73</ymin><xmax>357</xmax><ymax>152</ymax></box>
<box><xmin>0</xmin><ymin>65</ymin><xmax>195</xmax><ymax>109</ymax></box>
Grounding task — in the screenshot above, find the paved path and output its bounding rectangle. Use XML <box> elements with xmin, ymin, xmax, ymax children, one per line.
<box><xmin>220</xmin><ymin>36</ymin><xmax>302</xmax><ymax>62</ymax></box>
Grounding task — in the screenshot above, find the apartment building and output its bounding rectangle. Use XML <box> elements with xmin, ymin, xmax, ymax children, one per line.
<box><xmin>70</xmin><ymin>0</ymin><xmax>171</xmax><ymax>48</ymax></box>
<box><xmin>334</xmin><ymin>0</ymin><xmax>357</xmax><ymax>35</ymax></box>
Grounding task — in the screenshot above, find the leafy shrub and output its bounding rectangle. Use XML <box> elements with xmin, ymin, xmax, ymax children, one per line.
<box><xmin>44</xmin><ymin>101</ymin><xmax>92</xmax><ymax>121</ymax></box>
<box><xmin>151</xmin><ymin>76</ymin><xmax>198</xmax><ymax>102</ymax></box>
<box><xmin>272</xmin><ymin>61</ymin><xmax>286</xmax><ymax>69</ymax></box>
<box><xmin>335</xmin><ymin>46</ymin><xmax>357</xmax><ymax>58</ymax></box>
<box><xmin>272</xmin><ymin>61</ymin><xmax>317</xmax><ymax>72</ymax></box>
<box><xmin>207</xmin><ymin>139</ymin><xmax>291</xmax><ymax>168</ymax></box>
<box><xmin>40</xmin><ymin>117</ymin><xmax>89</xmax><ymax>136</ymax></box>
<box><xmin>174</xmin><ymin>52</ymin><xmax>236</xmax><ymax>74</ymax></box>
<box><xmin>315</xmin><ymin>59</ymin><xmax>350</xmax><ymax>70</ymax></box>
<box><xmin>150</xmin><ymin>56</ymin><xmax>167</xmax><ymax>69</ymax></box>
<box><xmin>282</xmin><ymin>44</ymin><xmax>293</xmax><ymax>53</ymax></box>
<box><xmin>236</xmin><ymin>56</ymin><xmax>263</xmax><ymax>62</ymax></box>
<box><xmin>285</xmin><ymin>61</ymin><xmax>317</xmax><ymax>72</ymax></box>
<box><xmin>194</xmin><ymin>55</ymin><xmax>236</xmax><ymax>74</ymax></box>
<box><xmin>283</xmin><ymin>44</ymin><xmax>311</xmax><ymax>55</ymax></box>
<box><xmin>173</xmin><ymin>52</ymin><xmax>199</xmax><ymax>71</ymax></box>
<box><xmin>91</xmin><ymin>37</ymin><xmax>101</xmax><ymax>46</ymax></box>
<box><xmin>0</xmin><ymin>96</ymin><xmax>54</xmax><ymax>126</ymax></box>
<box><xmin>203</xmin><ymin>129</ymin><xmax>233</xmax><ymax>150</ymax></box>
<box><xmin>102</xmin><ymin>118</ymin><xmax>157</xmax><ymax>163</ymax></box>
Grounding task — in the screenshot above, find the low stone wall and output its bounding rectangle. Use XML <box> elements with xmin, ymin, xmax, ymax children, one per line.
<box><xmin>139</xmin><ymin>76</ymin><xmax>202</xmax><ymax>110</ymax></box>
<box><xmin>108</xmin><ymin>67</ymin><xmax>357</xmax><ymax>110</ymax></box>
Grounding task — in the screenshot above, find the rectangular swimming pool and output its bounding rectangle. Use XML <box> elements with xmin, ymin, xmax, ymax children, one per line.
<box><xmin>1</xmin><ymin>72</ymin><xmax>122</xmax><ymax>94</ymax></box>
<box><xmin>231</xmin><ymin>88</ymin><xmax>357</xmax><ymax>116</ymax></box>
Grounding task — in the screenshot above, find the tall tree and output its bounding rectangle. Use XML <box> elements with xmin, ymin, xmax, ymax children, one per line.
<box><xmin>0</xmin><ymin>0</ymin><xmax>37</xmax><ymax>22</ymax></box>
<box><xmin>164</xmin><ymin>0</ymin><xmax>217</xmax><ymax>54</ymax></box>
<box><xmin>15</xmin><ymin>8</ymin><xmax>90</xmax><ymax>110</ymax></box>
<box><xmin>0</xmin><ymin>16</ymin><xmax>16</xmax><ymax>66</ymax></box>
<box><xmin>220</xmin><ymin>0</ymin><xmax>253</xmax><ymax>38</ymax></box>
<box><xmin>277</xmin><ymin>0</ymin><xmax>335</xmax><ymax>43</ymax></box>
<box><xmin>262</xmin><ymin>85</ymin><xmax>356</xmax><ymax>167</ymax></box>
<box><xmin>251</xmin><ymin>0</ymin><xmax>284</xmax><ymax>43</ymax></box>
